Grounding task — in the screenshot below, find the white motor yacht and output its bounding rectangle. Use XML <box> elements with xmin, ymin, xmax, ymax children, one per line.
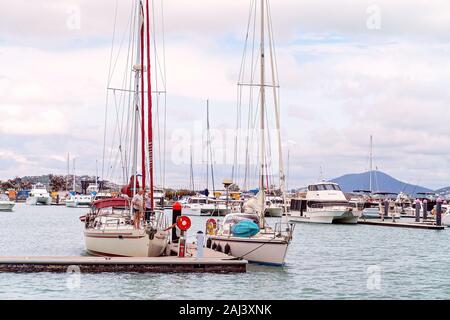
<box><xmin>26</xmin><ymin>183</ymin><xmax>52</xmax><ymax>206</ymax></box>
<box><xmin>0</xmin><ymin>194</ymin><xmax>15</xmax><ymax>211</ymax></box>
<box><xmin>265</xmin><ymin>196</ymin><xmax>284</xmax><ymax>217</ymax></box>
<box><xmin>289</xmin><ymin>182</ymin><xmax>358</xmax><ymax>224</ymax></box>
<box><xmin>183</xmin><ymin>195</ymin><xmax>229</xmax><ymax>216</ymax></box>
<box><xmin>66</xmin><ymin>194</ymin><xmax>93</xmax><ymax>208</ymax></box>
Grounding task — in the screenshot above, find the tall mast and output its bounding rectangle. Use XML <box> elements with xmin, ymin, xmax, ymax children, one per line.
<box><xmin>140</xmin><ymin>0</ymin><xmax>146</xmax><ymax>193</ymax></box>
<box><xmin>267</xmin><ymin>0</ymin><xmax>287</xmax><ymax>214</ymax></box>
<box><xmin>369</xmin><ymin>135</ymin><xmax>373</xmax><ymax>193</ymax></box>
<box><xmin>132</xmin><ymin>0</ymin><xmax>143</xmax><ymax>199</ymax></box>
<box><xmin>146</xmin><ymin>0</ymin><xmax>154</xmax><ymax>211</ymax></box>
<box><xmin>259</xmin><ymin>0</ymin><xmax>266</xmax><ymax>228</ymax></box>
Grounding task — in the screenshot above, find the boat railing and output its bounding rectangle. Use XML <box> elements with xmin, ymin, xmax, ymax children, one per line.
<box><xmin>274</xmin><ymin>222</ymin><xmax>295</xmax><ymax>241</ymax></box>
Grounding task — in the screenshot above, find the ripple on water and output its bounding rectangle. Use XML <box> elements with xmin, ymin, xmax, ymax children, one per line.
<box><xmin>1</xmin><ymin>206</ymin><xmax>450</xmax><ymax>299</ymax></box>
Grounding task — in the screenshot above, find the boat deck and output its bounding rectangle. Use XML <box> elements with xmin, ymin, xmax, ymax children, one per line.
<box><xmin>0</xmin><ymin>246</ymin><xmax>247</xmax><ymax>274</ymax></box>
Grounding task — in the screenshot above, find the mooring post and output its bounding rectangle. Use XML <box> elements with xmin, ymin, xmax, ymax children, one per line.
<box><xmin>196</xmin><ymin>231</ymin><xmax>204</xmax><ymax>259</ymax></box>
<box><xmin>391</xmin><ymin>201</ymin><xmax>396</xmax><ymax>223</ymax></box>
<box><xmin>423</xmin><ymin>200</ymin><xmax>428</xmax><ymax>221</ymax></box>
<box><xmin>436</xmin><ymin>198</ymin><xmax>443</xmax><ymax>226</ymax></box>
<box><xmin>383</xmin><ymin>200</ymin><xmax>389</xmax><ymax>221</ymax></box>
<box><xmin>172</xmin><ymin>202</ymin><xmax>182</xmax><ymax>243</ymax></box>
<box><xmin>178</xmin><ymin>231</ymin><xmax>186</xmax><ymax>258</ymax></box>
<box><xmin>415</xmin><ymin>199</ymin><xmax>421</xmax><ymax>223</ymax></box>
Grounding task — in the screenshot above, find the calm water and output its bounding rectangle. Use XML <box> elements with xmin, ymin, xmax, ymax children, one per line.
<box><xmin>1</xmin><ymin>203</ymin><xmax>449</xmax><ymax>300</ymax></box>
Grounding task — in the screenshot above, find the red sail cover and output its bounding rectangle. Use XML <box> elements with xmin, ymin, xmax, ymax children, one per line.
<box><xmin>121</xmin><ymin>176</ymin><xmax>141</xmax><ymax>198</ymax></box>
<box><xmin>92</xmin><ymin>198</ymin><xmax>130</xmax><ymax>210</ymax></box>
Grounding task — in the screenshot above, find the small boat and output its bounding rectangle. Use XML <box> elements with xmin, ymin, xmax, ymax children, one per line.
<box><xmin>0</xmin><ymin>194</ymin><xmax>15</xmax><ymax>212</ymax></box>
<box><xmin>289</xmin><ymin>182</ymin><xmax>358</xmax><ymax>224</ymax></box>
<box><xmin>183</xmin><ymin>195</ymin><xmax>229</xmax><ymax>216</ymax></box>
<box><xmin>66</xmin><ymin>194</ymin><xmax>93</xmax><ymax>208</ymax></box>
<box><xmin>26</xmin><ymin>183</ymin><xmax>52</xmax><ymax>206</ymax></box>
<box><xmin>265</xmin><ymin>196</ymin><xmax>284</xmax><ymax>217</ymax></box>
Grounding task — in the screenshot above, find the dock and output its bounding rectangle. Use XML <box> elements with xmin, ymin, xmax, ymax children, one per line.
<box><xmin>358</xmin><ymin>219</ymin><xmax>446</xmax><ymax>230</ymax></box>
<box><xmin>0</xmin><ymin>247</ymin><xmax>247</xmax><ymax>274</ymax></box>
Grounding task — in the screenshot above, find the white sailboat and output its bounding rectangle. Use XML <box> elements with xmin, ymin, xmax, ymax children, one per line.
<box><xmin>83</xmin><ymin>0</ymin><xmax>170</xmax><ymax>257</ymax></box>
<box><xmin>206</xmin><ymin>0</ymin><xmax>294</xmax><ymax>266</ymax></box>
<box><xmin>26</xmin><ymin>183</ymin><xmax>52</xmax><ymax>206</ymax></box>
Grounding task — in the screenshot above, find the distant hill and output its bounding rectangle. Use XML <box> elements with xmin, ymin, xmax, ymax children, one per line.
<box><xmin>331</xmin><ymin>171</ymin><xmax>433</xmax><ymax>196</ymax></box>
<box><xmin>436</xmin><ymin>187</ymin><xmax>450</xmax><ymax>197</ymax></box>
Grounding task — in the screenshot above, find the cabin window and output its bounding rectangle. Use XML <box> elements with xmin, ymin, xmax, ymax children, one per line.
<box><xmin>317</xmin><ymin>185</ymin><xmax>326</xmax><ymax>191</ymax></box>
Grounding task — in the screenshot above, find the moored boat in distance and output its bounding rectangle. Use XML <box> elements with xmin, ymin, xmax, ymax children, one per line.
<box><xmin>0</xmin><ymin>194</ymin><xmax>15</xmax><ymax>212</ymax></box>
<box><xmin>26</xmin><ymin>183</ymin><xmax>52</xmax><ymax>206</ymax></box>
<box><xmin>289</xmin><ymin>182</ymin><xmax>358</xmax><ymax>224</ymax></box>
<box><xmin>66</xmin><ymin>194</ymin><xmax>93</xmax><ymax>208</ymax></box>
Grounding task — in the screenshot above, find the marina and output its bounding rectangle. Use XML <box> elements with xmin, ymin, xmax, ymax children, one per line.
<box><xmin>1</xmin><ymin>204</ymin><xmax>450</xmax><ymax>299</ymax></box>
<box><xmin>1</xmin><ymin>0</ymin><xmax>450</xmax><ymax>304</ymax></box>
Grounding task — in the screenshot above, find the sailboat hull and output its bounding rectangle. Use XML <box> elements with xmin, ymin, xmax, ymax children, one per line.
<box><xmin>265</xmin><ymin>207</ymin><xmax>283</xmax><ymax>217</ymax></box>
<box><xmin>0</xmin><ymin>202</ymin><xmax>15</xmax><ymax>212</ymax></box>
<box><xmin>84</xmin><ymin>229</ymin><xmax>169</xmax><ymax>257</ymax></box>
<box><xmin>207</xmin><ymin>235</ymin><xmax>289</xmax><ymax>266</ymax></box>
<box><xmin>26</xmin><ymin>196</ymin><xmax>52</xmax><ymax>206</ymax></box>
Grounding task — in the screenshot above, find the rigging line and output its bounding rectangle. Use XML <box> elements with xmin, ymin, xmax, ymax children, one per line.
<box><xmin>109</xmin><ymin>6</ymin><xmax>136</xmax><ymax>87</ymax></box>
<box><xmin>150</xmin><ymin>0</ymin><xmax>162</xmax><ymax>187</ymax></box>
<box><xmin>123</xmin><ymin>0</ymin><xmax>138</xmax><ymax>184</ymax></box>
<box><xmin>243</xmin><ymin>3</ymin><xmax>258</xmax><ymax>190</ymax></box>
<box><xmin>101</xmin><ymin>0</ymin><xmax>120</xmax><ymax>185</ymax></box>
<box><xmin>266</xmin><ymin>0</ymin><xmax>281</xmax><ymax>187</ymax></box>
<box><xmin>235</xmin><ymin>0</ymin><xmax>256</xmax><ymax>183</ymax></box>
<box><xmin>112</xmin><ymin>91</ymin><xmax>126</xmax><ymax>177</ymax></box>
<box><xmin>160</xmin><ymin>0</ymin><xmax>168</xmax><ymax>188</ymax></box>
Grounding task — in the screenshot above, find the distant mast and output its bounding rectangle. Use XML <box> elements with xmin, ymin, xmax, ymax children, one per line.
<box><xmin>72</xmin><ymin>158</ymin><xmax>76</xmax><ymax>193</ymax></box>
<box><xmin>369</xmin><ymin>135</ymin><xmax>373</xmax><ymax>193</ymax></box>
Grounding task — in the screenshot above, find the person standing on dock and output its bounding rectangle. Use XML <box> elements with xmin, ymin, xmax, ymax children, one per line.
<box><xmin>132</xmin><ymin>190</ymin><xmax>145</xmax><ymax>229</ymax></box>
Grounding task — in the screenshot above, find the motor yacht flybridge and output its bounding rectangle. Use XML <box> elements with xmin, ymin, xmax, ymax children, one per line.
<box><xmin>82</xmin><ymin>0</ymin><xmax>170</xmax><ymax>257</ymax></box>
<box><xmin>289</xmin><ymin>182</ymin><xmax>358</xmax><ymax>224</ymax></box>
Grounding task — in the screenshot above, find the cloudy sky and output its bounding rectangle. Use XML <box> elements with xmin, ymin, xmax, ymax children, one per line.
<box><xmin>1</xmin><ymin>0</ymin><xmax>450</xmax><ymax>190</ymax></box>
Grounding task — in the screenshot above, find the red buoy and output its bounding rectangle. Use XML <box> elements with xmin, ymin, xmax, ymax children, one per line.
<box><xmin>177</xmin><ymin>216</ymin><xmax>191</xmax><ymax>231</ymax></box>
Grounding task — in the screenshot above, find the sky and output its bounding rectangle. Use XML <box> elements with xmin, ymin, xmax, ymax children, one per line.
<box><xmin>1</xmin><ymin>0</ymin><xmax>450</xmax><ymax>190</ymax></box>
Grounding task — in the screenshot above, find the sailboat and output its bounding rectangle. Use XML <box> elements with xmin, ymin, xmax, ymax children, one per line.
<box><xmin>206</xmin><ymin>0</ymin><xmax>294</xmax><ymax>266</ymax></box>
<box><xmin>82</xmin><ymin>0</ymin><xmax>170</xmax><ymax>257</ymax></box>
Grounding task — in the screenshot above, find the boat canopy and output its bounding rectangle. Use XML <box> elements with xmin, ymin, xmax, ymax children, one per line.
<box><xmin>92</xmin><ymin>198</ymin><xmax>129</xmax><ymax>209</ymax></box>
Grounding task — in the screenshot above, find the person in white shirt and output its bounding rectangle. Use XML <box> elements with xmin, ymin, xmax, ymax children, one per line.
<box><xmin>131</xmin><ymin>190</ymin><xmax>145</xmax><ymax>228</ymax></box>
